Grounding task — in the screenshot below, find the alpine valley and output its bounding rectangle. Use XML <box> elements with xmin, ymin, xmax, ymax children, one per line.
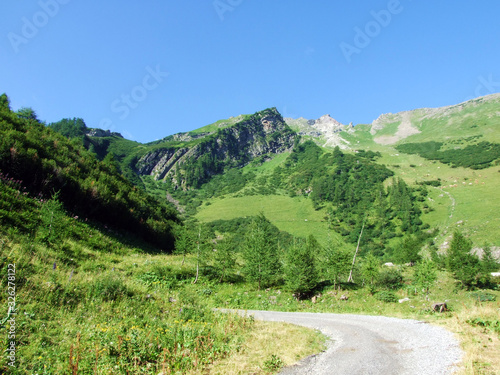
<box><xmin>1</xmin><ymin>92</ymin><xmax>499</xmax><ymax>374</ymax></box>
<box><xmin>58</xmin><ymin>93</ymin><xmax>500</xmax><ymax>253</ymax></box>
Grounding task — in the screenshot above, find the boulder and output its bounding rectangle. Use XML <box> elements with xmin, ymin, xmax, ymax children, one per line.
<box><xmin>432</xmin><ymin>302</ymin><xmax>448</xmax><ymax>313</ymax></box>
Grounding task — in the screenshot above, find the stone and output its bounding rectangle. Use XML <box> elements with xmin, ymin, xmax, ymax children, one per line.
<box><xmin>432</xmin><ymin>302</ymin><xmax>448</xmax><ymax>313</ymax></box>
<box><xmin>340</xmin><ymin>294</ymin><xmax>349</xmax><ymax>301</ymax></box>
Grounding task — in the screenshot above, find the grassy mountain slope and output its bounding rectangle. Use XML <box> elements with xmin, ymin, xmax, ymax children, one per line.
<box><xmin>2</xmin><ymin>92</ymin><xmax>499</xmax><ymax>374</ymax></box>
<box><xmin>196</xmin><ymin>195</ymin><xmax>338</xmax><ymax>248</ymax></box>
<box><xmin>0</xmin><ymin>96</ymin><xmax>324</xmax><ymax>373</ymax></box>
<box><xmin>0</xmin><ymin>179</ymin><xmax>325</xmax><ymax>373</ymax></box>
<box><xmin>0</xmin><ymin>94</ymin><xmax>179</xmax><ymax>250</ymax></box>
<box><xmin>46</xmin><ymin>93</ymin><xmax>500</xmax><ymax>250</ymax></box>
<box><xmin>331</xmin><ymin>94</ymin><xmax>500</xmax><ymax>248</ymax></box>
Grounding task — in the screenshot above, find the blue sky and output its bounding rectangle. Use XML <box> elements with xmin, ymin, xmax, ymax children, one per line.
<box><xmin>1</xmin><ymin>1</ymin><xmax>499</xmax><ymax>143</ymax></box>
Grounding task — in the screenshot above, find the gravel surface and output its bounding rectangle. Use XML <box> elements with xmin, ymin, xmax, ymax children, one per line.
<box><xmin>236</xmin><ymin>310</ymin><xmax>463</xmax><ymax>375</ymax></box>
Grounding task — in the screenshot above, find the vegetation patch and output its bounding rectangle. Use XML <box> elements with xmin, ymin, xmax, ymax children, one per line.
<box><xmin>374</xmin><ymin>291</ymin><xmax>399</xmax><ymax>303</ymax></box>
<box><xmin>396</xmin><ymin>141</ymin><xmax>500</xmax><ymax>169</ymax></box>
<box><xmin>468</xmin><ymin>292</ymin><xmax>496</xmax><ymax>302</ymax></box>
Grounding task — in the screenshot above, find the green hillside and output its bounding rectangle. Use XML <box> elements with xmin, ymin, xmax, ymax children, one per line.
<box><xmin>335</xmin><ymin>94</ymin><xmax>500</xmax><ymax>248</ymax></box>
<box><xmin>0</xmin><ymin>94</ymin><xmax>179</xmax><ymax>250</ymax></box>
<box><xmin>196</xmin><ymin>195</ymin><xmax>342</xmax><ymax>248</ymax></box>
<box><xmin>1</xmin><ymin>92</ymin><xmax>500</xmax><ymax>374</ymax></box>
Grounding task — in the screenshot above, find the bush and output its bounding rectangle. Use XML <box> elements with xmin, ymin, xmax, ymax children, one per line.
<box><xmin>263</xmin><ymin>354</ymin><xmax>285</xmax><ymax>372</ymax></box>
<box><xmin>374</xmin><ymin>291</ymin><xmax>398</xmax><ymax>303</ymax></box>
<box><xmin>377</xmin><ymin>269</ymin><xmax>404</xmax><ymax>290</ymax></box>
<box><xmin>90</xmin><ymin>275</ymin><xmax>132</xmax><ymax>301</ymax></box>
<box><xmin>469</xmin><ymin>292</ymin><xmax>496</xmax><ymax>302</ymax></box>
<box><xmin>466</xmin><ymin>318</ymin><xmax>500</xmax><ymax>334</ymax></box>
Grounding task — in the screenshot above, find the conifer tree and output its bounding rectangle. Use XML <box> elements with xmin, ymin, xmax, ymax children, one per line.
<box><xmin>0</xmin><ymin>93</ymin><xmax>10</xmax><ymax>110</ymax></box>
<box><xmin>242</xmin><ymin>214</ymin><xmax>281</xmax><ymax>289</ymax></box>
<box><xmin>413</xmin><ymin>258</ymin><xmax>437</xmax><ymax>299</ymax></box>
<box><xmin>193</xmin><ymin>224</ymin><xmax>212</xmax><ymax>284</ymax></box>
<box><xmin>174</xmin><ymin>224</ymin><xmax>194</xmax><ymax>266</ymax></box>
<box><xmin>481</xmin><ymin>245</ymin><xmax>499</xmax><ymax>273</ymax></box>
<box><xmin>446</xmin><ymin>231</ymin><xmax>481</xmax><ymax>289</ymax></box>
<box><xmin>285</xmin><ymin>236</ymin><xmax>319</xmax><ymax>298</ymax></box>
<box><xmin>322</xmin><ymin>240</ymin><xmax>352</xmax><ymax>289</ymax></box>
<box><xmin>212</xmin><ymin>235</ymin><xmax>236</xmax><ymax>283</ymax></box>
<box><xmin>393</xmin><ymin>235</ymin><xmax>422</xmax><ymax>264</ymax></box>
<box><xmin>361</xmin><ymin>252</ymin><xmax>380</xmax><ymax>292</ymax></box>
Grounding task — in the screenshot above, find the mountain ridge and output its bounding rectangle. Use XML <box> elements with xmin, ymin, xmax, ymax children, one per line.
<box><xmin>42</xmin><ymin>93</ymin><xmax>500</xmax><ymax>247</ymax></box>
<box><xmin>134</xmin><ymin>107</ymin><xmax>296</xmax><ymax>189</ymax></box>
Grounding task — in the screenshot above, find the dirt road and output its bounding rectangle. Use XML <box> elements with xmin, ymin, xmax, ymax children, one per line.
<box><xmin>237</xmin><ymin>310</ymin><xmax>462</xmax><ymax>375</ymax></box>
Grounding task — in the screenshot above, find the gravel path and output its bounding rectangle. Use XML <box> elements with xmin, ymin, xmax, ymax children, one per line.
<box><xmin>236</xmin><ymin>310</ymin><xmax>463</xmax><ymax>375</ymax></box>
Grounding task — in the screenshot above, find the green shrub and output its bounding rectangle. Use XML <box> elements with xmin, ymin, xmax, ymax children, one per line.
<box><xmin>90</xmin><ymin>275</ymin><xmax>132</xmax><ymax>301</ymax></box>
<box><xmin>466</xmin><ymin>318</ymin><xmax>500</xmax><ymax>334</ymax></box>
<box><xmin>263</xmin><ymin>354</ymin><xmax>285</xmax><ymax>372</ymax></box>
<box><xmin>377</xmin><ymin>269</ymin><xmax>404</xmax><ymax>290</ymax></box>
<box><xmin>374</xmin><ymin>291</ymin><xmax>398</xmax><ymax>303</ymax></box>
<box><xmin>469</xmin><ymin>292</ymin><xmax>496</xmax><ymax>302</ymax></box>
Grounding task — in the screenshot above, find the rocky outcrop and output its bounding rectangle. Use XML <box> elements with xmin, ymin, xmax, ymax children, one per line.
<box><xmin>86</xmin><ymin>128</ymin><xmax>123</xmax><ymax>138</ymax></box>
<box><xmin>136</xmin><ymin>148</ymin><xmax>189</xmax><ymax>180</ymax></box>
<box><xmin>135</xmin><ymin>108</ymin><xmax>297</xmax><ymax>188</ymax></box>
<box><xmin>285</xmin><ymin>114</ymin><xmax>353</xmax><ymax>149</ymax></box>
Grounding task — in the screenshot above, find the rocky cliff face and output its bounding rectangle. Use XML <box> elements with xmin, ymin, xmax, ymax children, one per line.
<box><xmin>285</xmin><ymin>114</ymin><xmax>353</xmax><ymax>149</ymax></box>
<box><xmin>86</xmin><ymin>128</ymin><xmax>123</xmax><ymax>138</ymax></box>
<box><xmin>135</xmin><ymin>108</ymin><xmax>297</xmax><ymax>188</ymax></box>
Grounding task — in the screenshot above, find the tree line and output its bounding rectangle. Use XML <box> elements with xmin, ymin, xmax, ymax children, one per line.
<box><xmin>175</xmin><ymin>214</ymin><xmax>499</xmax><ymax>298</ymax></box>
<box><xmin>0</xmin><ymin>94</ymin><xmax>179</xmax><ymax>249</ymax></box>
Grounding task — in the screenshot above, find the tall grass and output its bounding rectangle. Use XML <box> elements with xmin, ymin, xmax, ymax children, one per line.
<box><xmin>0</xmin><ymin>228</ymin><xmax>256</xmax><ymax>374</ymax></box>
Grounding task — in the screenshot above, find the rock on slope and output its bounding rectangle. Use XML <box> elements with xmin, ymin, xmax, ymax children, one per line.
<box><xmin>285</xmin><ymin>114</ymin><xmax>353</xmax><ymax>149</ymax></box>
<box><xmin>136</xmin><ymin>108</ymin><xmax>296</xmax><ymax>188</ymax></box>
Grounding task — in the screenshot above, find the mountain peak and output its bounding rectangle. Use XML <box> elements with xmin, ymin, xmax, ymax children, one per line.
<box><xmin>315</xmin><ymin>114</ymin><xmax>345</xmax><ymax>130</ymax></box>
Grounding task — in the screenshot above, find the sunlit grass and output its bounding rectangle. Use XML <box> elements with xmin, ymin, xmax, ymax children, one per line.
<box><xmin>195</xmin><ymin>194</ymin><xmax>347</xmax><ymax>248</ymax></box>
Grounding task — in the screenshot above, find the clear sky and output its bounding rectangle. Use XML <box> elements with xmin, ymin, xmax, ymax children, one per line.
<box><xmin>1</xmin><ymin>1</ymin><xmax>499</xmax><ymax>143</ymax></box>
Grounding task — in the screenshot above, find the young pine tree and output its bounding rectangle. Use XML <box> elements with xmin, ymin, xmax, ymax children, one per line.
<box><xmin>321</xmin><ymin>241</ymin><xmax>352</xmax><ymax>290</ymax></box>
<box><xmin>285</xmin><ymin>236</ymin><xmax>319</xmax><ymax>298</ymax></box>
<box><xmin>37</xmin><ymin>192</ymin><xmax>66</xmax><ymax>245</ymax></box>
<box><xmin>446</xmin><ymin>231</ymin><xmax>481</xmax><ymax>289</ymax></box>
<box><xmin>212</xmin><ymin>235</ymin><xmax>237</xmax><ymax>283</ymax></box>
<box><xmin>413</xmin><ymin>258</ymin><xmax>437</xmax><ymax>300</ymax></box>
<box><xmin>361</xmin><ymin>252</ymin><xmax>380</xmax><ymax>293</ymax></box>
<box><xmin>393</xmin><ymin>235</ymin><xmax>422</xmax><ymax>265</ymax></box>
<box><xmin>481</xmin><ymin>245</ymin><xmax>499</xmax><ymax>273</ymax></box>
<box><xmin>242</xmin><ymin>214</ymin><xmax>281</xmax><ymax>290</ymax></box>
<box><xmin>192</xmin><ymin>224</ymin><xmax>213</xmax><ymax>284</ymax></box>
<box><xmin>174</xmin><ymin>224</ymin><xmax>195</xmax><ymax>266</ymax></box>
